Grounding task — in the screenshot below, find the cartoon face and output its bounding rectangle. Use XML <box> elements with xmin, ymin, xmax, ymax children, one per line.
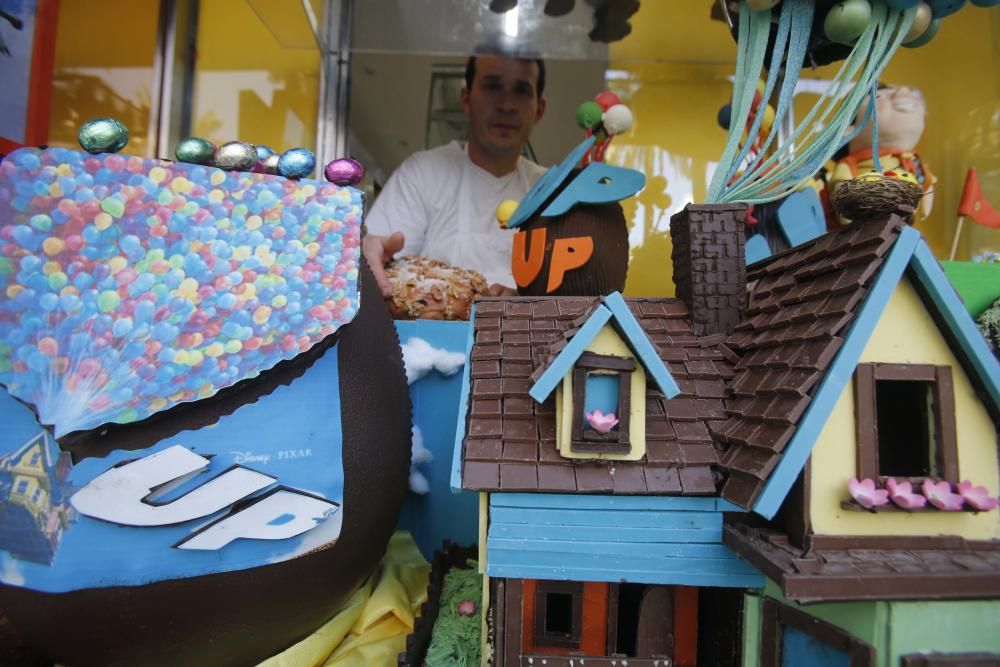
<box><xmin>853</xmin><ymin>86</ymin><xmax>927</xmax><ymax>152</ymax></box>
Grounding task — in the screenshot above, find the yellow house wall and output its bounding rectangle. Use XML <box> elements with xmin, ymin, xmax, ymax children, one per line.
<box><xmin>556</xmin><ymin>326</ymin><xmax>647</xmax><ymax>461</ymax></box>
<box><xmin>11</xmin><ymin>443</ymin><xmax>46</xmax><ymax>481</ymax></box>
<box><xmin>10</xmin><ymin>476</ymin><xmax>46</xmax><ymax>521</ymax></box>
<box><xmin>809</xmin><ymin>277</ymin><xmax>1000</xmax><ymax>540</ymax></box>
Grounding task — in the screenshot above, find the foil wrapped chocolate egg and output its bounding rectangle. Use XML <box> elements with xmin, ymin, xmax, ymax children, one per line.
<box><xmin>215</xmin><ymin>142</ymin><xmax>258</xmax><ymax>171</ymax></box>
<box><xmin>250</xmin><ymin>145</ymin><xmax>276</xmax><ymax>173</ymax></box>
<box><xmin>78</xmin><ymin>118</ymin><xmax>129</xmax><ymax>154</ymax></box>
<box><xmin>175</xmin><ymin>137</ymin><xmax>216</xmax><ymax>165</ymax></box>
<box><xmin>278</xmin><ymin>148</ymin><xmax>317</xmax><ymax>179</ymax></box>
<box><xmin>255</xmin><ymin>145</ymin><xmax>275</xmax><ymax>161</ymax></box>
<box><xmin>262</xmin><ymin>154</ymin><xmax>281</xmax><ymax>174</ymax></box>
<box><xmin>324</xmin><ymin>158</ymin><xmax>365</xmax><ymax>186</ymax></box>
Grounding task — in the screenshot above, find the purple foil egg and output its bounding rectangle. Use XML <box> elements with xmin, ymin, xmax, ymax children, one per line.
<box><xmin>324</xmin><ymin>158</ymin><xmax>365</xmax><ymax>186</ymax></box>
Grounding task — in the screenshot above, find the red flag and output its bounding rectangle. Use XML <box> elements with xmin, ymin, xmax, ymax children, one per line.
<box><xmin>958</xmin><ymin>168</ymin><xmax>1000</xmax><ymax>229</ymax></box>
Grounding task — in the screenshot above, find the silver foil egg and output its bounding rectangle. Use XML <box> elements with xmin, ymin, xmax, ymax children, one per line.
<box><xmin>215</xmin><ymin>141</ymin><xmax>258</xmax><ymax>171</ymax></box>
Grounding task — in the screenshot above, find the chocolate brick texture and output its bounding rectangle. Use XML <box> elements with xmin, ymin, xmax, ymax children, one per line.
<box><xmin>670</xmin><ymin>203</ymin><xmax>748</xmax><ymax>337</ymax></box>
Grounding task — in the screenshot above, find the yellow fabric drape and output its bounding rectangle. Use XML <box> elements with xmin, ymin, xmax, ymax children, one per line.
<box><xmin>257</xmin><ymin>531</ymin><xmax>430</xmax><ymax>667</ymax></box>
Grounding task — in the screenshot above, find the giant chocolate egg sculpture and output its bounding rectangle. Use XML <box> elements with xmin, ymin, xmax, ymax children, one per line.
<box><xmin>0</xmin><ymin>144</ymin><xmax>411</xmax><ymax>665</ymax></box>
<box><xmin>505</xmin><ymin>136</ymin><xmax>643</xmax><ymax>297</ymax></box>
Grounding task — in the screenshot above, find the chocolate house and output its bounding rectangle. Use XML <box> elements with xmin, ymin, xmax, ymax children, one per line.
<box><xmin>453</xmin><ymin>204</ymin><xmax>1000</xmax><ymax>665</ymax></box>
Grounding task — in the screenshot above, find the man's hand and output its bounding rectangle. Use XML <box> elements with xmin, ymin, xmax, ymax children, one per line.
<box><xmin>487</xmin><ymin>284</ymin><xmax>517</xmax><ymax>297</ymax></box>
<box><xmin>362</xmin><ymin>232</ymin><xmax>405</xmax><ymax>297</ymax></box>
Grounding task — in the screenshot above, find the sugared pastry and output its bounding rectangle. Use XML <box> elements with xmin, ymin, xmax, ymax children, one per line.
<box><xmin>384</xmin><ymin>256</ymin><xmax>488</xmax><ymax>321</ymax></box>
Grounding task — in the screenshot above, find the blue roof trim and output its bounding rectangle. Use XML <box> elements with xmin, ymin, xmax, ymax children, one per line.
<box><xmin>602</xmin><ymin>291</ymin><xmax>681</xmax><ymax>398</ymax></box>
<box><xmin>449</xmin><ymin>309</ymin><xmax>477</xmax><ymax>492</ymax></box>
<box><xmin>908</xmin><ymin>241</ymin><xmax>1000</xmax><ymax>413</ymax></box>
<box><xmin>528</xmin><ymin>292</ymin><xmax>681</xmax><ymax>404</ymax></box>
<box><xmin>528</xmin><ymin>304</ymin><xmax>613</xmax><ymax>403</ymax></box>
<box><xmin>752</xmin><ymin>225</ymin><xmax>922</xmax><ymax>519</ymax></box>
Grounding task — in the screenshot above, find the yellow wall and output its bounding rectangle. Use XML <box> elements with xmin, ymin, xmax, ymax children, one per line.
<box><xmin>11</xmin><ymin>443</ymin><xmax>46</xmax><ymax>480</ymax></box>
<box><xmin>610</xmin><ymin>4</ymin><xmax>1000</xmax><ymax>297</ymax></box>
<box><xmin>193</xmin><ymin>0</ymin><xmax>321</xmax><ymax>154</ymax></box>
<box><xmin>809</xmin><ymin>278</ymin><xmax>1000</xmax><ymax>540</ymax></box>
<box><xmin>47</xmin><ymin>0</ymin><xmax>160</xmax><ymax>156</ymax></box>
<box><xmin>556</xmin><ymin>326</ymin><xmax>646</xmax><ymax>461</ymax></box>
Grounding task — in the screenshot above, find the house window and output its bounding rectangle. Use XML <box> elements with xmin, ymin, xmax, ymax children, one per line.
<box><xmin>571</xmin><ymin>352</ymin><xmax>635</xmax><ymax>455</ymax></box>
<box><xmin>32</xmin><ymin>488</ymin><xmax>42</xmax><ymax>503</ymax></box>
<box><xmin>533</xmin><ymin>581</ymin><xmax>584</xmax><ymax>649</ymax></box>
<box><xmin>15</xmin><ymin>479</ymin><xmax>28</xmax><ymax>495</ymax></box>
<box><xmin>853</xmin><ymin>364</ymin><xmax>958</xmax><ymax>483</ymax></box>
<box><xmin>760</xmin><ymin>599</ymin><xmax>874</xmax><ymax>667</ymax></box>
<box><xmin>29</xmin><ymin>451</ymin><xmax>41</xmax><ymax>466</ymax></box>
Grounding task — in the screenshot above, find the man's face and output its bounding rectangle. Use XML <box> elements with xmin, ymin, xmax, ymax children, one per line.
<box><xmin>461</xmin><ymin>56</ymin><xmax>546</xmax><ymax>160</ymax></box>
<box><xmin>853</xmin><ymin>86</ymin><xmax>926</xmax><ymax>152</ymax></box>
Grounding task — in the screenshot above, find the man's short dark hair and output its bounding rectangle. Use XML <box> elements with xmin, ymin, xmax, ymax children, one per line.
<box><xmin>464</xmin><ymin>54</ymin><xmax>546</xmax><ymax>99</ymax></box>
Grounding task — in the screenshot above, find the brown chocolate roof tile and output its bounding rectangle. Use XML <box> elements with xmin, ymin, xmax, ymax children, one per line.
<box><xmin>611</xmin><ymin>465</ymin><xmax>648</xmax><ymax>493</ymax></box>
<box><xmin>644</xmin><ymin>466</ymin><xmax>683</xmax><ymax>493</ymax></box>
<box><xmin>499</xmin><ymin>463</ymin><xmax>538</xmax><ymax>491</ymax></box>
<box><xmin>725</xmin><ymin>521</ymin><xmax>1000</xmax><ymax>603</ymax></box>
<box><xmin>575</xmin><ymin>465</ymin><xmax>613</xmax><ymax>493</ymax></box>
<box><xmin>536</xmin><ymin>463</ymin><xmax>577</xmax><ymax>491</ymax></box>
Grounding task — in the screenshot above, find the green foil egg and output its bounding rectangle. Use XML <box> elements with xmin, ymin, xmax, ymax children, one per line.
<box><xmin>78</xmin><ymin>118</ymin><xmax>129</xmax><ymax>154</ymax></box>
<box><xmin>175</xmin><ymin>137</ymin><xmax>216</xmax><ymax>165</ymax></box>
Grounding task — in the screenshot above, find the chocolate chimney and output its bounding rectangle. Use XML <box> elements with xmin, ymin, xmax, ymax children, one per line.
<box><xmin>669</xmin><ymin>203</ymin><xmax>747</xmax><ymax>336</ymax></box>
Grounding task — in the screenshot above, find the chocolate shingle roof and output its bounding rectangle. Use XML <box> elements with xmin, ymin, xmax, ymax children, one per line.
<box><xmin>461</xmin><ymin>296</ymin><xmax>731</xmax><ymax>495</ymax></box>
<box><xmin>724</xmin><ymin>520</ymin><xmax>1000</xmax><ymax>603</ymax></box>
<box><xmin>715</xmin><ymin>216</ymin><xmax>906</xmax><ymax>508</ymax></box>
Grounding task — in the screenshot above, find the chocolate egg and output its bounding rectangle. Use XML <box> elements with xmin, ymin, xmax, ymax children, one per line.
<box><xmin>903</xmin><ymin>3</ymin><xmax>933</xmax><ymax>42</ymax></box>
<box><xmin>174</xmin><ymin>137</ymin><xmax>216</xmax><ymax>165</ymax></box>
<box><xmin>214</xmin><ymin>142</ymin><xmax>258</xmax><ymax>171</ymax></box>
<box><xmin>324</xmin><ymin>158</ymin><xmax>365</xmax><ymax>186</ymax></box>
<box><xmin>575</xmin><ymin>101</ymin><xmax>604</xmax><ymax>130</ymax></box>
<box><xmin>929</xmin><ymin>0</ymin><xmax>965</xmax><ymax>15</ymax></box>
<box><xmin>903</xmin><ymin>16</ymin><xmax>941</xmax><ymax>46</ymax></box>
<box><xmin>278</xmin><ymin>148</ymin><xmax>317</xmax><ymax>179</ymax></box>
<box><xmin>262</xmin><ymin>154</ymin><xmax>281</xmax><ymax>174</ymax></box>
<box><xmin>823</xmin><ymin>0</ymin><xmax>873</xmax><ymax>45</ymax></box>
<box><xmin>78</xmin><ymin>118</ymin><xmax>129</xmax><ymax>154</ymax></box>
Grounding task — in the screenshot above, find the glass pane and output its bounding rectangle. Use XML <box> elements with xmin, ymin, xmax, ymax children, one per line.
<box><xmin>781</xmin><ymin>626</ymin><xmax>849</xmax><ymax>667</ymax></box>
<box><xmin>47</xmin><ymin>0</ymin><xmax>160</xmax><ymax>157</ymax></box>
<box><xmin>191</xmin><ymin>0</ymin><xmax>321</xmax><ymax>158</ymax></box>
<box><xmin>584</xmin><ymin>373</ymin><xmax>619</xmax><ymax>421</ymax></box>
<box><xmin>346</xmin><ymin>1</ymin><xmax>1000</xmax><ymax>299</ymax></box>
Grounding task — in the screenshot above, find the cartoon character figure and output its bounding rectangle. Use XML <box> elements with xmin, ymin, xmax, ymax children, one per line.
<box><xmin>829</xmin><ymin>85</ymin><xmax>936</xmax><ymax>222</ymax></box>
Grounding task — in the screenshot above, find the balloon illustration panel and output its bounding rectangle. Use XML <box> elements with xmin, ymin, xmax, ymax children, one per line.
<box><xmin>0</xmin><ymin>148</ymin><xmax>362</xmax><ymax>437</ymax></box>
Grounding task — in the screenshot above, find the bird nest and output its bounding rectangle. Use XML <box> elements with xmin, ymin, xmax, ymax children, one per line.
<box><xmin>831</xmin><ymin>175</ymin><xmax>923</xmax><ymax>223</ymax></box>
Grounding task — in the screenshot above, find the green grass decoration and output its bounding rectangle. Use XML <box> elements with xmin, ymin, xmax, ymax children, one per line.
<box><xmin>425</xmin><ymin>560</ymin><xmax>482</xmax><ymax>667</ymax></box>
<box><xmin>708</xmin><ymin>0</ymin><xmax>916</xmax><ymax>205</ymax></box>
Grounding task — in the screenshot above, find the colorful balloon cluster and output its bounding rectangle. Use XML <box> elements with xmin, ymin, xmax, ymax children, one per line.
<box><xmin>813</xmin><ymin>0</ymin><xmax>996</xmax><ymax>48</ymax></box>
<box><xmin>0</xmin><ymin>147</ymin><xmax>363</xmax><ymax>436</ymax></box>
<box><xmin>574</xmin><ymin>91</ymin><xmax>634</xmax><ymax>164</ymax></box>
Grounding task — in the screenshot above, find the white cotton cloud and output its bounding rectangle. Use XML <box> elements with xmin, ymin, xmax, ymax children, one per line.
<box><xmin>400</xmin><ymin>337</ymin><xmax>465</xmax><ymax>385</ymax></box>
<box><xmin>0</xmin><ymin>553</ymin><xmax>25</xmax><ymax>586</ymax></box>
<box><xmin>409</xmin><ymin>425</ymin><xmax>432</xmax><ymax>495</ymax></box>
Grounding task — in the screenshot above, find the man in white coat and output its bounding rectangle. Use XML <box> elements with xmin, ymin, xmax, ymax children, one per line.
<box><xmin>362</xmin><ymin>52</ymin><xmax>548</xmax><ymax>296</ymax></box>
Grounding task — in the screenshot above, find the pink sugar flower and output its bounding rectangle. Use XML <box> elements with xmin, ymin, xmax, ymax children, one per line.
<box><xmin>848</xmin><ymin>478</ymin><xmax>889</xmax><ymax>509</ymax></box>
<box><xmin>585</xmin><ymin>409</ymin><xmax>619</xmax><ymax>433</ymax></box>
<box><xmin>922</xmin><ymin>479</ymin><xmax>965</xmax><ymax>511</ymax></box>
<box><xmin>886</xmin><ymin>478</ymin><xmax>927</xmax><ymax>510</ymax></box>
<box><xmin>957</xmin><ymin>480</ymin><xmax>999</xmax><ymax>511</ymax></box>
